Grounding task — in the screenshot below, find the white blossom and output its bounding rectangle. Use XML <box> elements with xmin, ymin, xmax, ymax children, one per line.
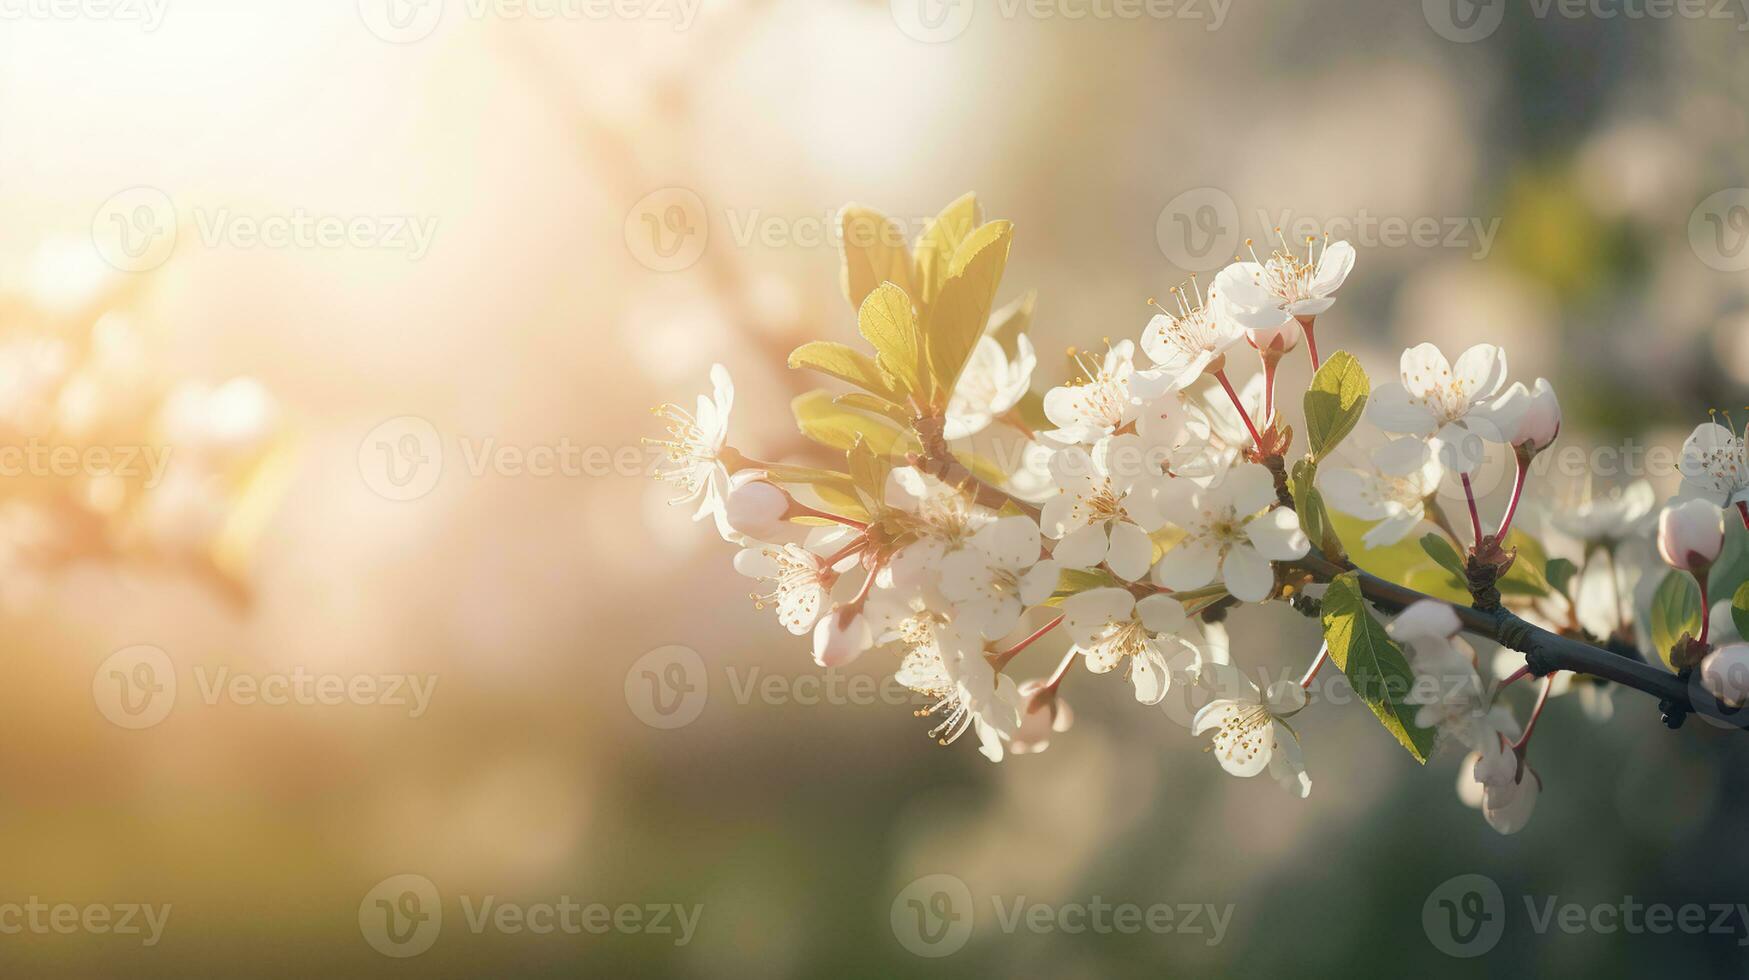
<box><xmin>1214</xmin><ymin>237</ymin><xmax>1355</xmax><ymax>328</ymax></box>
<box><xmin>1040</xmin><ymin>436</ymin><xmax>1165</xmax><ymax>582</ymax></box>
<box><xmin>1193</xmin><ymin>662</ymin><xmax>1311</xmax><ymax>797</ymax></box>
<box><xmin>946</xmin><ymin>334</ymin><xmax>1037</xmax><ymax>440</ymax></box>
<box><xmin>650</xmin><ymin>363</ymin><xmax>737</xmax><ymax>539</ymax></box>
<box><xmin>938</xmin><ymin>515</ymin><xmax>1060</xmax><ymax>640</ymax></box>
<box><xmin>1366</xmin><ymin>343</ymin><xmax>1513</xmax><ymax>474</ymax></box>
<box><xmin>1152</xmin><ymin>463</ymin><xmax>1309</xmax><ymax>602</ymax></box>
<box><xmin>1062</xmin><ymin>587</ymin><xmax>1204</xmax><ymax>705</ymax></box>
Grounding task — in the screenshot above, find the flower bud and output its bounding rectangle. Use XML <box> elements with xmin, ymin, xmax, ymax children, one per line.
<box><xmin>1011</xmin><ymin>679</ymin><xmax>1073</xmax><ymax>755</ymax></box>
<box><xmin>1245</xmin><ymin>319</ymin><xmax>1303</xmax><ymax>355</ymax></box>
<box><xmin>1700</xmin><ymin>643</ymin><xmax>1749</xmax><ymax>708</ymax></box>
<box><xmin>1657</xmin><ymin>498</ymin><xmax>1726</xmax><ymax>572</ymax></box>
<box><xmin>1482</xmin><ymin>766</ymin><xmax>1539</xmax><ymax>835</ymax></box>
<box><xmin>1494</xmin><ymin>378</ymin><xmax>1561</xmax><ymax>454</ymax></box>
<box><xmin>722</xmin><ymin>473</ymin><xmax>793</xmax><ymax>542</ymax></box>
<box><xmin>812</xmin><ymin>607</ymin><xmax>872</xmax><ymax>668</ymax></box>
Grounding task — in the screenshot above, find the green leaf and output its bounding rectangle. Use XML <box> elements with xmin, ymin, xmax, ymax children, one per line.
<box><xmin>839</xmin><ymin>206</ymin><xmax>913</xmax><ymax>310</ymax></box>
<box><xmin>926</xmin><ymin>220</ymin><xmax>1014</xmax><ymax>400</ymax></box>
<box><xmin>912</xmin><ymin>192</ymin><xmax>982</xmax><ymax>309</ymax></box>
<box><xmin>1498</xmin><ymin>528</ymin><xmax>1551</xmax><ymax>598</ymax></box>
<box><xmin>1042</xmin><ymin>566</ymin><xmax>1121</xmax><ymax>607</ymax></box>
<box><xmin>835</xmin><ymin>392</ymin><xmax>912</xmax><ymax>426</ymax></box>
<box><xmin>1290</xmin><ymin>459</ymin><xmax>1342</xmax><ymax>558</ymax></box>
<box><xmin>1328</xmin><ymin>512</ymin><xmax>1466</xmax><ymax>603</ymax></box>
<box><xmin>1733</xmin><ymin>581</ymin><xmax>1749</xmax><ymax>642</ymax></box>
<box><xmin>846</xmin><ymin>437</ymin><xmax>893</xmax><ymax>515</ymax></box>
<box><xmin>1320</xmin><ymin>572</ymin><xmax>1437</xmax><ymax>764</ymax></box>
<box><xmin>787</xmin><ymin>341</ymin><xmax>904</xmax><ymax>403</ymax></box>
<box><xmin>1303</xmin><ymin>351</ymin><xmax>1369</xmax><ymax>461</ymax></box>
<box><xmin>1419</xmin><ymin>533</ymin><xmax>1467</xmax><ymax>581</ymax></box>
<box><xmin>1650</xmin><ymin>571</ymin><xmax>1703</xmax><ymax>668</ymax></box>
<box><xmin>857</xmin><ymin>283</ymin><xmax>926</xmax><ymax>400</ymax></box>
<box><xmin>1544</xmin><ymin>557</ymin><xmax>1578</xmax><ymax>597</ymax></box>
<box><xmin>791</xmin><ymin>390</ymin><xmax>921</xmax><ymax>458</ymax></box>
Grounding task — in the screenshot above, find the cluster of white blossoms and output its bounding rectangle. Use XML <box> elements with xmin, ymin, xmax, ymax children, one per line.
<box><xmin>652</xmin><ymin>194</ymin><xmax>1740</xmax><ymax>836</ymax></box>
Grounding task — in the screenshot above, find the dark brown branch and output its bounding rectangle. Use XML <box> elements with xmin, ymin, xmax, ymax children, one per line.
<box><xmin>1296</xmin><ymin>552</ymin><xmax>1735</xmax><ymax>731</ymax></box>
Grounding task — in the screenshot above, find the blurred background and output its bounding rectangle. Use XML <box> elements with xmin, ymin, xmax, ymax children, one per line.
<box><xmin>1</xmin><ymin>0</ymin><xmax>1748</xmax><ymax>975</ymax></box>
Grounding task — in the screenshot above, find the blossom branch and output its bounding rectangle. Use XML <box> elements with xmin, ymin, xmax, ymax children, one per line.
<box><xmin>1293</xmin><ymin>551</ymin><xmax>1721</xmax><ymax>729</ymax></box>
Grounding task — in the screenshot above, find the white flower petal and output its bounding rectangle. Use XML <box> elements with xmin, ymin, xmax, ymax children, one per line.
<box><xmin>1221</xmin><ymin>542</ymin><xmax>1275</xmax><ymax>602</ymax></box>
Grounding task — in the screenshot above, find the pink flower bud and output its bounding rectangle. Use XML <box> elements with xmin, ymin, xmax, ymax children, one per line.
<box><xmin>1010</xmin><ymin>679</ymin><xmax>1073</xmax><ymax>755</ymax></box>
<box><xmin>812</xmin><ymin>607</ymin><xmax>872</xmax><ymax>668</ymax></box>
<box><xmin>1482</xmin><ymin>765</ymin><xmax>1539</xmax><ymax>835</ymax></box>
<box><xmin>1657</xmin><ymin>498</ymin><xmax>1726</xmax><ymax>571</ymax></box>
<box><xmin>1700</xmin><ymin>643</ymin><xmax>1749</xmax><ymax>708</ymax></box>
<box><xmin>1245</xmin><ymin>319</ymin><xmax>1303</xmax><ymax>354</ymax></box>
<box><xmin>722</xmin><ymin>473</ymin><xmax>792</xmax><ymax>541</ymax></box>
<box><xmin>1494</xmin><ymin>378</ymin><xmax>1561</xmax><ymax>453</ymax></box>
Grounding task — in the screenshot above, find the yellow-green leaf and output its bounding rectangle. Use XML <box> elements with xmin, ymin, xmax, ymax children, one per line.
<box><xmin>913</xmin><ymin>192</ymin><xmax>982</xmax><ymax>308</ymax></box>
<box><xmin>857</xmin><ymin>283</ymin><xmax>926</xmax><ymax>400</ymax></box>
<box><xmin>1650</xmin><ymin>571</ymin><xmax>1702</xmax><ymax>668</ymax></box>
<box><xmin>926</xmin><ymin>220</ymin><xmax>1013</xmax><ymax>400</ymax></box>
<box><xmin>791</xmin><ymin>390</ymin><xmax>920</xmax><ymax>458</ymax></box>
<box><xmin>787</xmin><ymin>341</ymin><xmax>903</xmax><ymax>403</ymax></box>
<box><xmin>1304</xmin><ymin>351</ymin><xmax>1369</xmax><ymax>461</ymax></box>
<box><xmin>839</xmin><ymin>206</ymin><xmax>914</xmax><ymax>310</ymax></box>
<box><xmin>1320</xmin><ymin>572</ymin><xmax>1437</xmax><ymax>764</ymax></box>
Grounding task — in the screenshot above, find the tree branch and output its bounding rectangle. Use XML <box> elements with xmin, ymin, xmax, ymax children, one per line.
<box><xmin>1295</xmin><ymin>552</ymin><xmax>1735</xmax><ymax>731</ymax></box>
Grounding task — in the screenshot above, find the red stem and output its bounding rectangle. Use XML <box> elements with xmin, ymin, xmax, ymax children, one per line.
<box><xmin>1494</xmin><ymin>452</ymin><xmax>1529</xmax><ymax>541</ymax></box>
<box><xmin>1512</xmin><ymin>674</ymin><xmax>1556</xmax><ymax>755</ymax></box>
<box><xmin>992</xmin><ymin>614</ymin><xmax>1065</xmax><ymax>671</ymax></box>
<box><xmin>1460</xmin><ymin>473</ymin><xmax>1484</xmax><ymax>547</ymax></box>
<box><xmin>791</xmin><ymin>502</ymin><xmax>867</xmax><ymax>530</ymax></box>
<box><xmin>1299</xmin><ymin>316</ymin><xmax>1321</xmax><ymax>371</ymax></box>
<box><xmin>1696</xmin><ymin>571</ymin><xmax>1711</xmax><ymax>646</ymax></box>
<box><xmin>1299</xmin><ymin>641</ymin><xmax>1331</xmax><ymax>690</ymax></box>
<box><xmin>1215</xmin><ymin>369</ymin><xmax>1265</xmax><ymax>450</ymax></box>
<box><xmin>1737</xmin><ymin>500</ymin><xmax>1749</xmax><ymax>531</ymax></box>
<box><xmin>1262</xmin><ymin>355</ymin><xmax>1279</xmax><ymax>423</ymax></box>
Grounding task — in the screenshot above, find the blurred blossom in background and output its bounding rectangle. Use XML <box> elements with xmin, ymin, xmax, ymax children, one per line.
<box><xmin>0</xmin><ymin>0</ymin><xmax>1746</xmax><ymax>976</ymax></box>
